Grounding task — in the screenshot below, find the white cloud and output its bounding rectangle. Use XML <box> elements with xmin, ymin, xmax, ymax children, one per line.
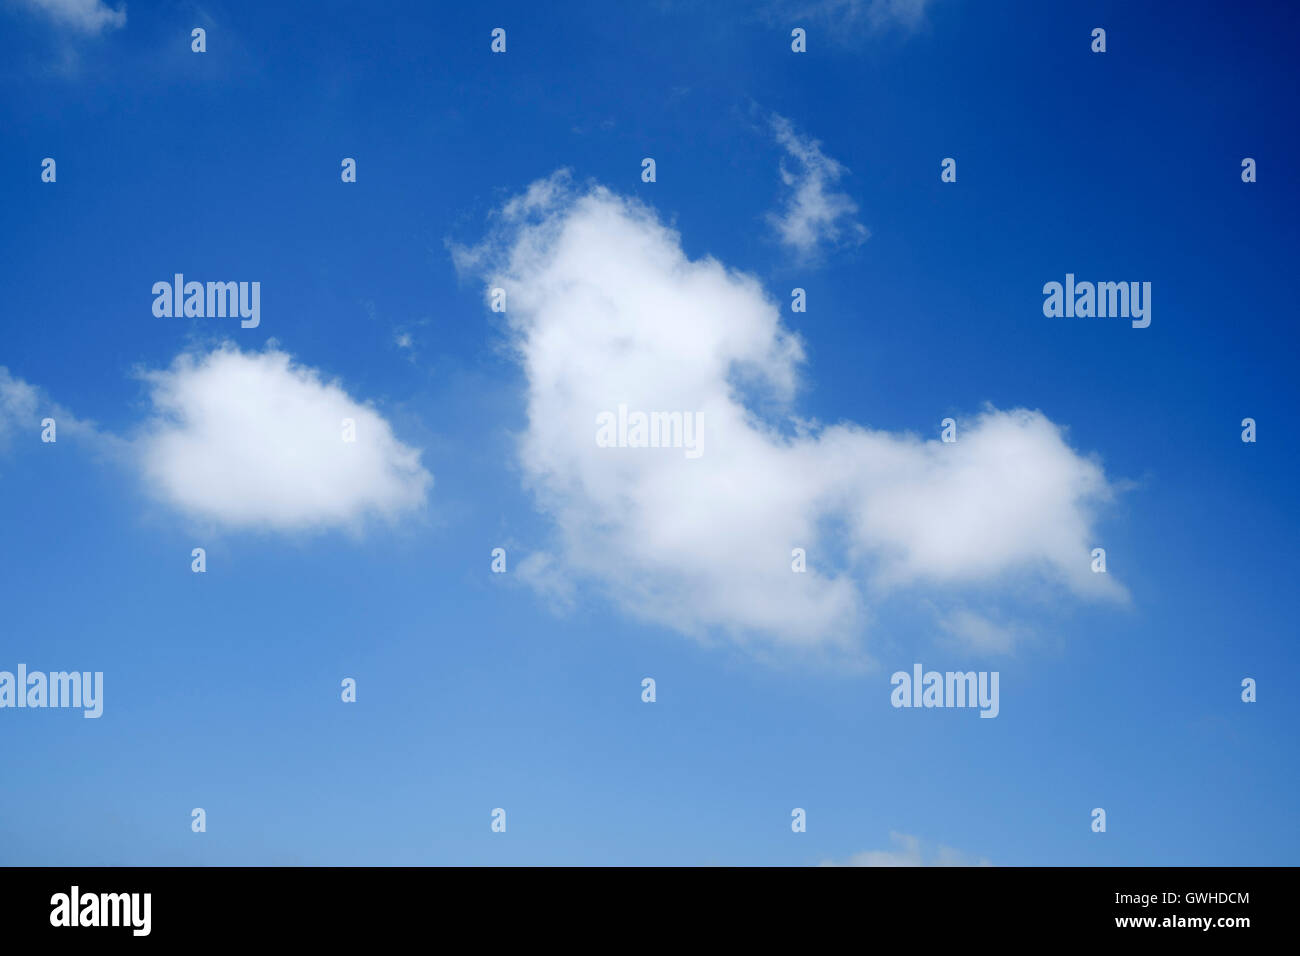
<box><xmin>134</xmin><ymin>345</ymin><xmax>431</xmax><ymax>532</ymax></box>
<box><xmin>767</xmin><ymin>114</ymin><xmax>867</xmax><ymax>258</ymax></box>
<box><xmin>457</xmin><ymin>172</ymin><xmax>1124</xmax><ymax>656</ymax></box>
<box><xmin>821</xmin><ymin>832</ymin><xmax>991</xmax><ymax>867</ymax></box>
<box><xmin>20</xmin><ymin>0</ymin><xmax>126</xmax><ymax>34</ymax></box>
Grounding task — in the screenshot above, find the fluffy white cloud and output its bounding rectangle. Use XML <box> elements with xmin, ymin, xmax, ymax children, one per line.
<box><xmin>767</xmin><ymin>114</ymin><xmax>868</xmax><ymax>258</ymax></box>
<box><xmin>821</xmin><ymin>832</ymin><xmax>991</xmax><ymax>867</ymax></box>
<box><xmin>134</xmin><ymin>345</ymin><xmax>431</xmax><ymax>531</ymax></box>
<box><xmin>458</xmin><ymin>171</ymin><xmax>1123</xmax><ymax>653</ymax></box>
<box><xmin>19</xmin><ymin>0</ymin><xmax>125</xmax><ymax>34</ymax></box>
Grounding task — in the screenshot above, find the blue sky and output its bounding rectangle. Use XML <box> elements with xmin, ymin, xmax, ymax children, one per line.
<box><xmin>1</xmin><ymin>0</ymin><xmax>1297</xmax><ymax>866</ymax></box>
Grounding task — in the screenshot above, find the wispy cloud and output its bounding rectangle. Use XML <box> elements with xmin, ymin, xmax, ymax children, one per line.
<box><xmin>18</xmin><ymin>0</ymin><xmax>126</xmax><ymax>34</ymax></box>
<box><xmin>767</xmin><ymin>114</ymin><xmax>867</xmax><ymax>260</ymax></box>
<box><xmin>0</xmin><ymin>366</ymin><xmax>97</xmax><ymax>455</ymax></box>
<box><xmin>821</xmin><ymin>832</ymin><xmax>992</xmax><ymax>866</ymax></box>
<box><xmin>938</xmin><ymin>608</ymin><xmax>1019</xmax><ymax>654</ymax></box>
<box><xmin>0</xmin><ymin>368</ymin><xmax>42</xmax><ymax>446</ymax></box>
<box><xmin>771</xmin><ymin>0</ymin><xmax>934</xmax><ymax>34</ymax></box>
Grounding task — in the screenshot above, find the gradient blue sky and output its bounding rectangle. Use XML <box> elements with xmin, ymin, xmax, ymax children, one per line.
<box><xmin>1</xmin><ymin>0</ymin><xmax>1297</xmax><ymax>865</ymax></box>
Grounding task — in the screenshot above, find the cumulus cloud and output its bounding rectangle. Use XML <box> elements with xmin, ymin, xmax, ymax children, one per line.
<box><xmin>767</xmin><ymin>114</ymin><xmax>867</xmax><ymax>259</ymax></box>
<box><xmin>456</xmin><ymin>171</ymin><xmax>1123</xmax><ymax>655</ymax></box>
<box><xmin>19</xmin><ymin>0</ymin><xmax>126</xmax><ymax>34</ymax></box>
<box><xmin>134</xmin><ymin>345</ymin><xmax>431</xmax><ymax>532</ymax></box>
<box><xmin>821</xmin><ymin>832</ymin><xmax>991</xmax><ymax>867</ymax></box>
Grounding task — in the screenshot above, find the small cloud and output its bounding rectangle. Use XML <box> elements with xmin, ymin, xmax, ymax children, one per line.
<box><xmin>516</xmin><ymin>551</ymin><xmax>577</xmax><ymax>612</ymax></box>
<box><xmin>767</xmin><ymin>114</ymin><xmax>868</xmax><ymax>259</ymax></box>
<box><xmin>938</xmin><ymin>608</ymin><xmax>1018</xmax><ymax>654</ymax></box>
<box><xmin>0</xmin><ymin>368</ymin><xmax>41</xmax><ymax>445</ymax></box>
<box><xmin>391</xmin><ymin>319</ymin><xmax>432</xmax><ymax>361</ymax></box>
<box><xmin>770</xmin><ymin>0</ymin><xmax>933</xmax><ymax>34</ymax></box>
<box><xmin>363</xmin><ymin>300</ymin><xmax>426</xmax><ymax>362</ymax></box>
<box><xmin>821</xmin><ymin>832</ymin><xmax>992</xmax><ymax>867</ymax></box>
<box><xmin>0</xmin><ymin>366</ymin><xmax>97</xmax><ymax>455</ymax></box>
<box><xmin>133</xmin><ymin>344</ymin><xmax>432</xmax><ymax>532</ymax></box>
<box><xmin>19</xmin><ymin>0</ymin><xmax>126</xmax><ymax>34</ymax></box>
